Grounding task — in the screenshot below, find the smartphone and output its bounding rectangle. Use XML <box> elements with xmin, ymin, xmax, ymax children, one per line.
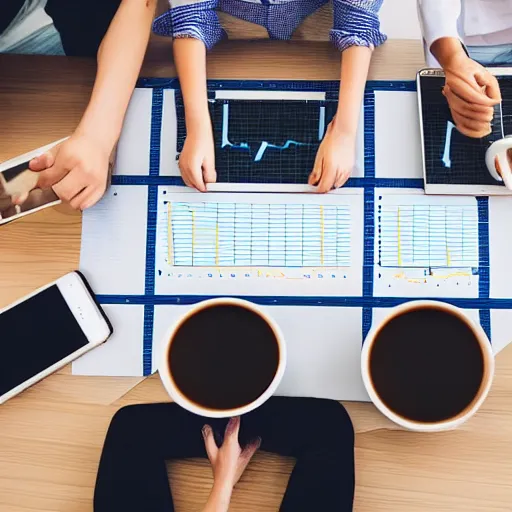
<box><xmin>0</xmin><ymin>138</ymin><xmax>67</xmax><ymax>226</ymax></box>
<box><xmin>0</xmin><ymin>271</ymin><xmax>112</xmax><ymax>404</ymax></box>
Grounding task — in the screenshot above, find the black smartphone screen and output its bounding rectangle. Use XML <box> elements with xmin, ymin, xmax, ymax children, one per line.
<box><xmin>0</xmin><ymin>285</ymin><xmax>89</xmax><ymax>397</ymax></box>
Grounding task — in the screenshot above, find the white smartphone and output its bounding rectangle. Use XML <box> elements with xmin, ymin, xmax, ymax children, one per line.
<box><xmin>0</xmin><ymin>271</ymin><xmax>112</xmax><ymax>404</ymax></box>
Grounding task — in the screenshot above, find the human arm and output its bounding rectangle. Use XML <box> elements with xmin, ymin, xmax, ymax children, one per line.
<box><xmin>29</xmin><ymin>0</ymin><xmax>157</xmax><ymax>209</ymax></box>
<box><xmin>202</xmin><ymin>417</ymin><xmax>261</xmax><ymax>512</ymax></box>
<box><xmin>173</xmin><ymin>38</ymin><xmax>216</xmax><ymax>191</ymax></box>
<box><xmin>154</xmin><ymin>0</ymin><xmax>224</xmax><ymax>191</ymax></box>
<box><xmin>417</xmin><ymin>0</ymin><xmax>501</xmax><ymax>138</ymax></box>
<box><xmin>310</xmin><ymin>0</ymin><xmax>385</xmax><ymax>192</ymax></box>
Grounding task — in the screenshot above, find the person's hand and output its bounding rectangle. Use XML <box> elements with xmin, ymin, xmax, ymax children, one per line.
<box><xmin>202</xmin><ymin>417</ymin><xmax>261</xmax><ymax>491</ymax></box>
<box><xmin>179</xmin><ymin>123</ymin><xmax>216</xmax><ymax>192</ymax></box>
<box><xmin>28</xmin><ymin>132</ymin><xmax>112</xmax><ymax>210</ymax></box>
<box><xmin>442</xmin><ymin>52</ymin><xmax>501</xmax><ymax>138</ymax></box>
<box><xmin>308</xmin><ymin>121</ymin><xmax>355</xmax><ymax>193</ymax></box>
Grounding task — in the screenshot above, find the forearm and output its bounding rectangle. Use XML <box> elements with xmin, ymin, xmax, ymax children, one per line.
<box><xmin>332</xmin><ymin>46</ymin><xmax>372</xmax><ymax>138</ymax></box>
<box><xmin>173</xmin><ymin>38</ymin><xmax>209</xmax><ymax>135</ymax></box>
<box><xmin>430</xmin><ymin>37</ymin><xmax>466</xmax><ymax>68</ymax></box>
<box><xmin>203</xmin><ymin>483</ymin><xmax>232</xmax><ymax>512</ymax></box>
<box><xmin>78</xmin><ymin>0</ymin><xmax>157</xmax><ymax>150</ymax></box>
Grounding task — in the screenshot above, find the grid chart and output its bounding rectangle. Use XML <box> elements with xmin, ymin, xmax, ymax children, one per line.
<box><xmin>378</xmin><ymin>204</ymin><xmax>479</xmax><ymax>268</ymax></box>
<box><xmin>210</xmin><ymin>99</ymin><xmax>338</xmax><ymax>184</ymax></box>
<box><xmin>165</xmin><ymin>201</ymin><xmax>351</xmax><ymax>267</ymax></box>
<box><xmin>421</xmin><ymin>75</ymin><xmax>512</xmax><ymax>186</ymax></box>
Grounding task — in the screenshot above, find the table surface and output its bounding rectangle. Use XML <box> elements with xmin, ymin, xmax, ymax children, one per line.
<box><xmin>1</xmin><ymin>40</ymin><xmax>512</xmax><ymax>512</ymax></box>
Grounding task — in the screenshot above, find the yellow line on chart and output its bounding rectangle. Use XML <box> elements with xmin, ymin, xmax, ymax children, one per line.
<box><xmin>397</xmin><ymin>207</ymin><xmax>402</xmax><ymax>266</ymax></box>
<box><xmin>167</xmin><ymin>202</ymin><xmax>174</xmax><ymax>265</ymax></box>
<box><xmin>215</xmin><ymin>220</ymin><xmax>220</xmax><ymax>266</ymax></box>
<box><xmin>320</xmin><ymin>205</ymin><xmax>325</xmax><ymax>266</ymax></box>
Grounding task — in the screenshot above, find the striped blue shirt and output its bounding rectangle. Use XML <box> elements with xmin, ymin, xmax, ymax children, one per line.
<box><xmin>153</xmin><ymin>0</ymin><xmax>387</xmax><ymax>52</ymax></box>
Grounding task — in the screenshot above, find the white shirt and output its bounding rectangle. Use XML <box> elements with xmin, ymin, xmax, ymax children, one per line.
<box><xmin>418</xmin><ymin>0</ymin><xmax>512</xmax><ymax>65</ymax></box>
<box><xmin>0</xmin><ymin>0</ymin><xmax>52</xmax><ymax>52</ymax></box>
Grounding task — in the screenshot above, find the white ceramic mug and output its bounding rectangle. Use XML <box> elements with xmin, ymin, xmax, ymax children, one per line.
<box><xmin>158</xmin><ymin>297</ymin><xmax>286</xmax><ymax>418</ymax></box>
<box><xmin>361</xmin><ymin>301</ymin><xmax>495</xmax><ymax>432</ymax></box>
<box><xmin>486</xmin><ymin>136</ymin><xmax>512</xmax><ymax>190</ymax></box>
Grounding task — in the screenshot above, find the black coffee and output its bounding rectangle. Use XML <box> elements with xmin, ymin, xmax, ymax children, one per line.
<box><xmin>169</xmin><ymin>304</ymin><xmax>279</xmax><ymax>410</ymax></box>
<box><xmin>369</xmin><ymin>307</ymin><xmax>484</xmax><ymax>423</ymax></box>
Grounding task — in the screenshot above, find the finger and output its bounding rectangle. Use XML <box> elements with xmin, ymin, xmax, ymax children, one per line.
<box><xmin>29</xmin><ymin>148</ymin><xmax>57</xmax><ymax>172</ymax></box>
<box><xmin>202</xmin><ymin>425</ymin><xmax>218</xmax><ymax>462</ymax></box>
<box><xmin>79</xmin><ymin>187</ymin><xmax>105</xmax><ymax>210</ymax></box>
<box><xmin>52</xmin><ymin>173</ymin><xmax>87</xmax><ymax>203</ymax></box>
<box><xmin>452</xmin><ymin>111</ymin><xmax>491</xmax><ymax>138</ymax></box>
<box><xmin>334</xmin><ymin>169</ymin><xmax>350</xmax><ymax>189</ymax></box>
<box><xmin>475</xmin><ymin>71</ymin><xmax>501</xmax><ymax>103</ymax></box>
<box><xmin>37</xmin><ymin>163</ymin><xmax>70</xmax><ymax>190</ymax></box>
<box><xmin>202</xmin><ymin>157</ymin><xmax>217</xmax><ymax>184</ymax></box>
<box><xmin>182</xmin><ymin>165</ymin><xmax>206</xmax><ymax>192</ymax></box>
<box><xmin>448</xmin><ymin>75</ymin><xmax>497</xmax><ymax>106</ymax></box>
<box><xmin>224</xmin><ymin>417</ymin><xmax>241</xmax><ymax>443</ymax></box>
<box><xmin>69</xmin><ymin>185</ymin><xmax>95</xmax><ymax>210</ymax></box>
<box><xmin>308</xmin><ymin>153</ymin><xmax>323</xmax><ymax>186</ymax></box>
<box><xmin>241</xmin><ymin>437</ymin><xmax>261</xmax><ymax>462</ymax></box>
<box><xmin>12</xmin><ymin>191</ymin><xmax>29</xmax><ymax>205</ymax></box>
<box><xmin>316</xmin><ymin>163</ymin><xmax>336</xmax><ymax>194</ymax></box>
<box><xmin>444</xmin><ymin>87</ymin><xmax>494</xmax><ymax>122</ymax></box>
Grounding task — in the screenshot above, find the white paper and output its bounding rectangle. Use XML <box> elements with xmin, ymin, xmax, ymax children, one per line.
<box><xmin>72</xmin><ymin>304</ymin><xmax>144</xmax><ymax>376</ymax></box>
<box><xmin>115</xmin><ymin>88</ymin><xmax>152</xmax><ymax>175</ymax></box>
<box><xmin>489</xmin><ymin>196</ymin><xmax>512</xmax><ymax>298</ymax></box>
<box><xmin>490</xmin><ymin>310</ymin><xmax>512</xmax><ymax>354</ymax></box>
<box><xmin>80</xmin><ymin>185</ymin><xmax>148</xmax><ymax>295</ymax></box>
<box><xmin>373</xmin><ymin>190</ymin><xmax>480</xmax><ymax>298</ymax></box>
<box><xmin>154</xmin><ymin>188</ymin><xmax>364</xmax><ymax>297</ymax></box>
<box><xmin>159</xmin><ymin>89</ymin><xmax>180</xmax><ymax>177</ymax></box>
<box><xmin>375</xmin><ymin>91</ymin><xmax>423</xmax><ymax>179</ymax></box>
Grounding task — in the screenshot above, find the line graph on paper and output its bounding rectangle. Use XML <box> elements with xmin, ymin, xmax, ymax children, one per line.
<box><xmin>162</xmin><ymin>201</ymin><xmax>351</xmax><ymax>268</ymax></box>
<box><xmin>378</xmin><ymin>204</ymin><xmax>479</xmax><ymax>268</ymax></box>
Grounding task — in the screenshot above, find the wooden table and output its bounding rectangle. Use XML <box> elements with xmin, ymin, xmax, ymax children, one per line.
<box><xmin>1</xmin><ymin>41</ymin><xmax>512</xmax><ymax>512</ymax></box>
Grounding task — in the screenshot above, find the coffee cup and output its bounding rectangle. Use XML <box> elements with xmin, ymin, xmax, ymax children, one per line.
<box><xmin>361</xmin><ymin>300</ymin><xmax>494</xmax><ymax>432</ymax></box>
<box><xmin>486</xmin><ymin>136</ymin><xmax>512</xmax><ymax>190</ymax></box>
<box><xmin>159</xmin><ymin>297</ymin><xmax>286</xmax><ymax>418</ymax></box>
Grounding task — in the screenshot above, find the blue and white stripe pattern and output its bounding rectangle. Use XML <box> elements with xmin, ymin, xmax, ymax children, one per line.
<box><xmin>153</xmin><ymin>0</ymin><xmax>386</xmax><ymax>52</ymax></box>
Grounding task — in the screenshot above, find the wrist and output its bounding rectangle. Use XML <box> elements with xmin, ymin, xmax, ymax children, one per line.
<box><xmin>209</xmin><ymin>482</ymin><xmax>232</xmax><ymax>510</ymax></box>
<box><xmin>431</xmin><ymin>37</ymin><xmax>466</xmax><ymax>69</ymax></box>
<box><xmin>329</xmin><ymin>116</ymin><xmax>357</xmax><ymax>141</ymax></box>
<box><xmin>76</xmin><ymin>115</ymin><xmax>118</xmax><ymax>154</ymax></box>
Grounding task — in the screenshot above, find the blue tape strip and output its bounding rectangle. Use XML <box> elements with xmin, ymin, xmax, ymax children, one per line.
<box><xmin>141</xmin><ymin>88</ymin><xmax>164</xmax><ymax>376</ymax></box>
<box><xmin>477</xmin><ymin>197</ymin><xmax>491</xmax><ymax>340</ymax></box>
<box><xmin>96</xmin><ymin>294</ymin><xmax>512</xmax><ymax>309</ymax></box>
<box><xmin>149</xmin><ymin>88</ymin><xmax>163</xmax><ymax>177</ymax></box>
<box><xmin>110</xmin><ymin>175</ymin><xmax>424</xmax><ymax>189</ymax></box>
<box><xmin>136</xmin><ymin>78</ymin><xmax>417</xmax><ymax>94</ymax></box>
<box><xmin>362</xmin><ymin>90</ymin><xmax>376</xmax><ymax>340</ymax></box>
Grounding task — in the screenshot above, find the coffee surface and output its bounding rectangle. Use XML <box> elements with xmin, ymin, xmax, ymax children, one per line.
<box><xmin>169</xmin><ymin>305</ymin><xmax>279</xmax><ymax>410</ymax></box>
<box><xmin>369</xmin><ymin>307</ymin><xmax>484</xmax><ymax>423</ymax></box>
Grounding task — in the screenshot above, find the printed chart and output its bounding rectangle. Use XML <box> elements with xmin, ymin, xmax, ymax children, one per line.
<box><xmin>378</xmin><ymin>204</ymin><xmax>479</xmax><ymax>268</ymax></box>
<box><xmin>166</xmin><ymin>201</ymin><xmax>351</xmax><ymax>268</ymax></box>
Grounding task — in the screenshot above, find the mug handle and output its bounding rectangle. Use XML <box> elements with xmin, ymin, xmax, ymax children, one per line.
<box><xmin>496</xmin><ymin>152</ymin><xmax>512</xmax><ymax>190</ymax></box>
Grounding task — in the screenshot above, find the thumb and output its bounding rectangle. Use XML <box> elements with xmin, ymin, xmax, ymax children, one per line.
<box><xmin>29</xmin><ymin>147</ymin><xmax>58</xmax><ymax>172</ymax></box>
<box><xmin>202</xmin><ymin>157</ymin><xmax>217</xmax><ymax>184</ymax></box>
<box><xmin>202</xmin><ymin>425</ymin><xmax>218</xmax><ymax>463</ymax></box>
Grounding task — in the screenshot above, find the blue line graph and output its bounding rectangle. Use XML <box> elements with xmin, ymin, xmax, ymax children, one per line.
<box><xmin>221</xmin><ymin>103</ymin><xmax>323</xmax><ymax>162</ymax></box>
